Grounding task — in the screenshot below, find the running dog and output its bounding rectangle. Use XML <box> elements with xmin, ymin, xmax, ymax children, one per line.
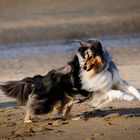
<box><xmin>0</xmin><ymin>63</ymin><xmax>90</xmax><ymax>123</ymax></box>
<box><xmin>75</xmin><ymin>39</ymin><xmax>140</xmax><ymax>109</ymax></box>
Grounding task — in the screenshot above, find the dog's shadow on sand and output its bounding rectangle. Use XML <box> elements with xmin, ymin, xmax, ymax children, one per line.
<box><xmin>82</xmin><ymin>89</ymin><xmax>140</xmax><ymax>119</ymax></box>
<box><xmin>82</xmin><ymin>107</ymin><xmax>140</xmax><ymax>119</ymax></box>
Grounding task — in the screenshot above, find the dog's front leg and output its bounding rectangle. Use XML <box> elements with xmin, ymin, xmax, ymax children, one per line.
<box><xmin>117</xmin><ymin>80</ymin><xmax>140</xmax><ymax>101</ymax></box>
<box><xmin>106</xmin><ymin>89</ymin><xmax>136</xmax><ymax>102</ymax></box>
<box><xmin>90</xmin><ymin>89</ymin><xmax>136</xmax><ymax>109</ymax></box>
<box><xmin>62</xmin><ymin>99</ymin><xmax>80</xmax><ymax>120</ymax></box>
<box><xmin>49</xmin><ymin>101</ymin><xmax>64</xmax><ymax>120</ymax></box>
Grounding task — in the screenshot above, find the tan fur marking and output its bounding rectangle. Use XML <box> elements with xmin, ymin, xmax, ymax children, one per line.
<box><xmin>52</xmin><ymin>101</ymin><xmax>63</xmax><ymax>115</ymax></box>
<box><xmin>96</xmin><ymin>56</ymin><xmax>102</xmax><ymax>63</ymax></box>
<box><xmin>83</xmin><ymin>55</ymin><xmax>104</xmax><ymax>78</ymax></box>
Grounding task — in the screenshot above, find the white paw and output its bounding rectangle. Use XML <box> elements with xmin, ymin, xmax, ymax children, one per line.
<box><xmin>71</xmin><ymin>117</ymin><xmax>81</xmax><ymax>121</ymax></box>
<box><xmin>24</xmin><ymin>120</ymin><xmax>32</xmax><ymax>123</ymax></box>
<box><xmin>128</xmin><ymin>86</ymin><xmax>140</xmax><ymax>100</ymax></box>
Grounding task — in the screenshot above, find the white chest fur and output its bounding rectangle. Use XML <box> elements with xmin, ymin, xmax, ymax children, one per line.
<box><xmin>80</xmin><ymin>69</ymin><xmax>113</xmax><ymax>92</ymax></box>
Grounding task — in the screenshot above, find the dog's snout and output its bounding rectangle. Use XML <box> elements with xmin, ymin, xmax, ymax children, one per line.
<box><xmin>83</xmin><ymin>65</ymin><xmax>87</xmax><ymax>70</ymax></box>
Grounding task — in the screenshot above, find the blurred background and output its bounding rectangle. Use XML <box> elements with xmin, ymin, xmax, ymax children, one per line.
<box><xmin>0</xmin><ymin>0</ymin><xmax>140</xmax><ymax>43</ymax></box>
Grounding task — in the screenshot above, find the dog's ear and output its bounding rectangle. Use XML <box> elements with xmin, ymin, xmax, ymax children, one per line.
<box><xmin>87</xmin><ymin>39</ymin><xmax>103</xmax><ymax>55</ymax></box>
<box><xmin>74</xmin><ymin>40</ymin><xmax>87</xmax><ymax>47</ymax></box>
<box><xmin>59</xmin><ymin>65</ymin><xmax>72</xmax><ymax>75</ymax></box>
<box><xmin>87</xmin><ymin>39</ymin><xmax>102</xmax><ymax>49</ymax></box>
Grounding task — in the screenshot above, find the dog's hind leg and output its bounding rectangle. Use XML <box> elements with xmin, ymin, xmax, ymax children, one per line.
<box><xmin>24</xmin><ymin>111</ymin><xmax>32</xmax><ymax>123</ymax></box>
<box><xmin>24</xmin><ymin>93</ymin><xmax>35</xmax><ymax>123</ymax></box>
<box><xmin>117</xmin><ymin>80</ymin><xmax>140</xmax><ymax>101</ymax></box>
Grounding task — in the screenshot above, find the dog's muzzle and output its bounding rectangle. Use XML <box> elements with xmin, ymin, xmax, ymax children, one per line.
<box><xmin>83</xmin><ymin>63</ymin><xmax>95</xmax><ymax>71</ymax></box>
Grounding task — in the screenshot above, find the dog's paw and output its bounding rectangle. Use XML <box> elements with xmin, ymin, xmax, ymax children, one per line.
<box><xmin>24</xmin><ymin>119</ymin><xmax>32</xmax><ymax>123</ymax></box>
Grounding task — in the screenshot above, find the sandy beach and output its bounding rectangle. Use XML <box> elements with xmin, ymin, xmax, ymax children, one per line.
<box><xmin>0</xmin><ymin>44</ymin><xmax>140</xmax><ymax>140</ymax></box>
<box><xmin>0</xmin><ymin>0</ymin><xmax>140</xmax><ymax>140</ymax></box>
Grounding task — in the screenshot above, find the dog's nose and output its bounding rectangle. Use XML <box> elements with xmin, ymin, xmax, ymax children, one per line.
<box><xmin>83</xmin><ymin>65</ymin><xmax>87</xmax><ymax>70</ymax></box>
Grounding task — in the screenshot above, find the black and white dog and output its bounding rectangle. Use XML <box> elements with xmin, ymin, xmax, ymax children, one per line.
<box><xmin>0</xmin><ymin>60</ymin><xmax>89</xmax><ymax>123</ymax></box>
<box><xmin>75</xmin><ymin>39</ymin><xmax>140</xmax><ymax>109</ymax></box>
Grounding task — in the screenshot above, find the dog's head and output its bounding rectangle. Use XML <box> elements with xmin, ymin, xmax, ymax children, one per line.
<box><xmin>75</xmin><ymin>39</ymin><xmax>105</xmax><ymax>74</ymax></box>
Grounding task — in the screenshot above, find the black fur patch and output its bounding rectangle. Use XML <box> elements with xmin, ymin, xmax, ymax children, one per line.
<box><xmin>0</xmin><ymin>55</ymin><xmax>90</xmax><ymax>115</ymax></box>
<box><xmin>0</xmin><ymin>77</ymin><xmax>34</xmax><ymax>104</ymax></box>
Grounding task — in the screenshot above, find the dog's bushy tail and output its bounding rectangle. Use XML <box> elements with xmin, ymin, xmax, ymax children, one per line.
<box><xmin>0</xmin><ymin>77</ymin><xmax>35</xmax><ymax>104</ymax></box>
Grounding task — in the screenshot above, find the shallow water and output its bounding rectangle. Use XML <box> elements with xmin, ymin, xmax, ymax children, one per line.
<box><xmin>0</xmin><ymin>32</ymin><xmax>140</xmax><ymax>57</ymax></box>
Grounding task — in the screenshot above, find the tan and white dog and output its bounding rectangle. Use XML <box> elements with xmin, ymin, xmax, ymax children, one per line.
<box><xmin>75</xmin><ymin>39</ymin><xmax>140</xmax><ymax>109</ymax></box>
